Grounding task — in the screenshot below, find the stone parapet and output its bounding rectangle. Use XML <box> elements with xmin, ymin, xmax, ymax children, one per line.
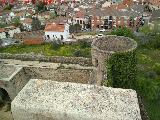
<box><xmin>11</xmin><ymin>79</ymin><xmax>142</xmax><ymax>120</ymax></box>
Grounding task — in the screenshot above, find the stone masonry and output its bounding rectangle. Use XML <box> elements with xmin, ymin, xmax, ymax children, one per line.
<box><xmin>12</xmin><ymin>79</ymin><xmax>141</xmax><ymax>120</ymax></box>
<box><xmin>91</xmin><ymin>36</ymin><xmax>137</xmax><ymax>85</ymax></box>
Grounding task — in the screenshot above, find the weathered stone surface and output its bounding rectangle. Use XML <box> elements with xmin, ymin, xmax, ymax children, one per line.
<box><xmin>0</xmin><ymin>53</ymin><xmax>92</xmax><ymax>66</ymax></box>
<box><xmin>12</xmin><ymin>79</ymin><xmax>141</xmax><ymax>120</ymax></box>
<box><xmin>0</xmin><ymin>60</ymin><xmax>95</xmax><ymax>100</ymax></box>
<box><xmin>0</xmin><ymin>64</ymin><xmax>17</xmax><ymax>79</ymax></box>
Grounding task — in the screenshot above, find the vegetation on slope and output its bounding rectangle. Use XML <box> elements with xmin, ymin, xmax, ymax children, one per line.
<box><xmin>109</xmin><ymin>27</ymin><xmax>160</xmax><ymax>120</ymax></box>
<box><xmin>0</xmin><ymin>41</ymin><xmax>91</xmax><ymax>58</ymax></box>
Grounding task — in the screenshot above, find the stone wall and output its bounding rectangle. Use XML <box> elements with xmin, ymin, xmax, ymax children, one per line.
<box><xmin>0</xmin><ymin>63</ymin><xmax>95</xmax><ymax>100</ymax></box>
<box><xmin>24</xmin><ymin>67</ymin><xmax>94</xmax><ymax>84</ymax></box>
<box><xmin>0</xmin><ymin>53</ymin><xmax>92</xmax><ymax>66</ymax></box>
<box><xmin>0</xmin><ymin>65</ymin><xmax>24</xmax><ymax>100</ymax></box>
<box><xmin>10</xmin><ymin>68</ymin><xmax>31</xmax><ymax>99</ymax></box>
<box><xmin>13</xmin><ymin>30</ymin><xmax>44</xmax><ymax>41</ymax></box>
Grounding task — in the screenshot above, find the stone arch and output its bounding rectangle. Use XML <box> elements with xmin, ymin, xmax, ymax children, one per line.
<box><xmin>0</xmin><ymin>88</ymin><xmax>11</xmax><ymax>102</ymax></box>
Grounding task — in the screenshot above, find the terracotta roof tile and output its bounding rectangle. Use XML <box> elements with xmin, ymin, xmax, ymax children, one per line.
<box><xmin>45</xmin><ymin>22</ymin><xmax>65</xmax><ymax>32</ymax></box>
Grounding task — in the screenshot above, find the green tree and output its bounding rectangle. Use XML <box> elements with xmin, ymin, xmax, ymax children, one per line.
<box><xmin>36</xmin><ymin>1</ymin><xmax>46</xmax><ymax>12</ymax></box>
<box><xmin>50</xmin><ymin>12</ymin><xmax>56</xmax><ymax>19</ymax></box>
<box><xmin>12</xmin><ymin>17</ymin><xmax>21</xmax><ymax>27</ymax></box>
<box><xmin>111</xmin><ymin>27</ymin><xmax>134</xmax><ymax>38</ymax></box>
<box><xmin>3</xmin><ymin>4</ymin><xmax>13</xmax><ymax>11</ymax></box>
<box><xmin>69</xmin><ymin>24</ymin><xmax>82</xmax><ymax>33</ymax></box>
<box><xmin>0</xmin><ymin>23</ymin><xmax>7</xmax><ymax>28</ymax></box>
<box><xmin>31</xmin><ymin>17</ymin><xmax>41</xmax><ymax>31</ymax></box>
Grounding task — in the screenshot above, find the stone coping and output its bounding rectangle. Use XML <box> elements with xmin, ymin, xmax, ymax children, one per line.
<box><xmin>92</xmin><ymin>36</ymin><xmax>137</xmax><ymax>53</ymax></box>
<box><xmin>0</xmin><ymin>64</ymin><xmax>22</xmax><ymax>80</ymax></box>
<box><xmin>11</xmin><ymin>79</ymin><xmax>141</xmax><ymax>120</ymax></box>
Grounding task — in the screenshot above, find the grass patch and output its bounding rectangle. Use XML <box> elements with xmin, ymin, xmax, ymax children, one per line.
<box><xmin>137</xmin><ymin>48</ymin><xmax>160</xmax><ymax>120</ymax></box>
<box><xmin>0</xmin><ymin>43</ymin><xmax>91</xmax><ymax>58</ymax></box>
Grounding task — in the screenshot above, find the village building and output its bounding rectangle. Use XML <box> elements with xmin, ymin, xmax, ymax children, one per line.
<box><xmin>44</xmin><ymin>23</ymin><xmax>69</xmax><ymax>41</ymax></box>
<box><xmin>0</xmin><ymin>29</ymin><xmax>6</xmax><ymax>39</ymax></box>
<box><xmin>5</xmin><ymin>26</ymin><xmax>21</xmax><ymax>38</ymax></box>
<box><xmin>44</xmin><ymin>22</ymin><xmax>70</xmax><ymax>41</ymax></box>
<box><xmin>73</xmin><ymin>9</ymin><xmax>87</xmax><ymax>29</ymax></box>
<box><xmin>0</xmin><ymin>26</ymin><xmax>21</xmax><ymax>39</ymax></box>
<box><xmin>147</xmin><ymin>0</ymin><xmax>160</xmax><ymax>10</ymax></box>
<box><xmin>21</xmin><ymin>18</ymin><xmax>33</xmax><ymax>31</ymax></box>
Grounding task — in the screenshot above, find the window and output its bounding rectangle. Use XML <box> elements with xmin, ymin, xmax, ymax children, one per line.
<box><xmin>80</xmin><ymin>20</ymin><xmax>82</xmax><ymax>24</ymax></box>
<box><xmin>60</xmin><ymin>35</ymin><xmax>63</xmax><ymax>40</ymax></box>
<box><xmin>95</xmin><ymin>58</ymin><xmax>98</xmax><ymax>67</ymax></box>
<box><xmin>47</xmin><ymin>35</ymin><xmax>50</xmax><ymax>39</ymax></box>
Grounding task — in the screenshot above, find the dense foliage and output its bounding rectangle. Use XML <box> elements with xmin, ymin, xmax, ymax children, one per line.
<box><xmin>36</xmin><ymin>1</ymin><xmax>47</xmax><ymax>12</ymax></box>
<box><xmin>106</xmin><ymin>51</ymin><xmax>137</xmax><ymax>89</ymax></box>
<box><xmin>111</xmin><ymin>27</ymin><xmax>134</xmax><ymax>39</ymax></box>
<box><xmin>69</xmin><ymin>24</ymin><xmax>82</xmax><ymax>33</ymax></box>
<box><xmin>31</xmin><ymin>17</ymin><xmax>41</xmax><ymax>31</ymax></box>
<box><xmin>12</xmin><ymin>17</ymin><xmax>21</xmax><ymax>27</ymax></box>
<box><xmin>3</xmin><ymin>4</ymin><xmax>13</xmax><ymax>11</ymax></box>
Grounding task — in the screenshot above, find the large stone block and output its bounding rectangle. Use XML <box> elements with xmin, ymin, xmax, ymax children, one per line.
<box><xmin>11</xmin><ymin>79</ymin><xmax>141</xmax><ymax>120</ymax></box>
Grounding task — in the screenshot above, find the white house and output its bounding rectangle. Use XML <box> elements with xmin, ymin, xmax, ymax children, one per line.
<box><xmin>0</xmin><ymin>29</ymin><xmax>6</xmax><ymax>39</ymax></box>
<box><xmin>6</xmin><ymin>26</ymin><xmax>21</xmax><ymax>38</ymax></box>
<box><xmin>44</xmin><ymin>22</ymin><xmax>70</xmax><ymax>42</ymax></box>
<box><xmin>22</xmin><ymin>18</ymin><xmax>32</xmax><ymax>31</ymax></box>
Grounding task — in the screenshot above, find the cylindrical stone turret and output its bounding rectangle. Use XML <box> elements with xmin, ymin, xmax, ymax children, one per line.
<box><xmin>91</xmin><ymin>35</ymin><xmax>137</xmax><ymax>85</ymax></box>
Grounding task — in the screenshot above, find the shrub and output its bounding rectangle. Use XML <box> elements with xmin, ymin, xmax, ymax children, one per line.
<box><xmin>136</xmin><ymin>77</ymin><xmax>160</xmax><ymax>100</ymax></box>
<box><xmin>106</xmin><ymin>51</ymin><xmax>137</xmax><ymax>89</ymax></box>
<box><xmin>153</xmin><ymin>63</ymin><xmax>160</xmax><ymax>75</ymax></box>
<box><xmin>79</xmin><ymin>40</ymin><xmax>91</xmax><ymax>49</ymax></box>
<box><xmin>111</xmin><ymin>27</ymin><xmax>134</xmax><ymax>39</ymax></box>
<box><xmin>52</xmin><ymin>40</ymin><xmax>61</xmax><ymax>50</ymax></box>
<box><xmin>73</xmin><ymin>50</ymin><xmax>83</xmax><ymax>57</ymax></box>
<box><xmin>145</xmin><ymin>71</ymin><xmax>158</xmax><ymax>79</ymax></box>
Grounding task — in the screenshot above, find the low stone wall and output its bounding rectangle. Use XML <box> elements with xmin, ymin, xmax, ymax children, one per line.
<box><xmin>0</xmin><ymin>53</ymin><xmax>92</xmax><ymax>66</ymax></box>
<box><xmin>13</xmin><ymin>30</ymin><xmax>44</xmax><ymax>41</ymax></box>
<box><xmin>24</xmin><ymin>67</ymin><xmax>94</xmax><ymax>84</ymax></box>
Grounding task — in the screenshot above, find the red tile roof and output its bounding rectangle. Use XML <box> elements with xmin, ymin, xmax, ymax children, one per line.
<box><xmin>45</xmin><ymin>23</ymin><xmax>65</xmax><ymax>32</ymax></box>
<box><xmin>0</xmin><ymin>28</ymin><xmax>5</xmax><ymax>32</ymax></box>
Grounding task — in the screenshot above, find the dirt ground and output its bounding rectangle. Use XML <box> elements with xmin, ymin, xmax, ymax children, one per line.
<box><xmin>0</xmin><ymin>105</ymin><xmax>13</xmax><ymax>120</ymax></box>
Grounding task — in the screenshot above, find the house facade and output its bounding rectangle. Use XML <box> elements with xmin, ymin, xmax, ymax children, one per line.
<box><xmin>44</xmin><ymin>22</ymin><xmax>70</xmax><ymax>41</ymax></box>
<box><xmin>22</xmin><ymin>18</ymin><xmax>32</xmax><ymax>31</ymax></box>
<box><xmin>0</xmin><ymin>29</ymin><xmax>6</xmax><ymax>39</ymax></box>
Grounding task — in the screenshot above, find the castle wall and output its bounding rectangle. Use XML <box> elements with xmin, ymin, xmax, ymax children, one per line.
<box><xmin>0</xmin><ymin>53</ymin><xmax>92</xmax><ymax>66</ymax></box>
<box><xmin>24</xmin><ymin>67</ymin><xmax>94</xmax><ymax>84</ymax></box>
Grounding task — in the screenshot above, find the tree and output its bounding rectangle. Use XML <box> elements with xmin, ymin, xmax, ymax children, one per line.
<box><xmin>12</xmin><ymin>17</ymin><xmax>21</xmax><ymax>27</ymax></box>
<box><xmin>3</xmin><ymin>4</ymin><xmax>13</xmax><ymax>11</ymax></box>
<box><xmin>69</xmin><ymin>24</ymin><xmax>81</xmax><ymax>33</ymax></box>
<box><xmin>111</xmin><ymin>27</ymin><xmax>134</xmax><ymax>39</ymax></box>
<box><xmin>36</xmin><ymin>1</ymin><xmax>46</xmax><ymax>12</ymax></box>
<box><xmin>50</xmin><ymin>12</ymin><xmax>56</xmax><ymax>19</ymax></box>
<box><xmin>31</xmin><ymin>17</ymin><xmax>41</xmax><ymax>31</ymax></box>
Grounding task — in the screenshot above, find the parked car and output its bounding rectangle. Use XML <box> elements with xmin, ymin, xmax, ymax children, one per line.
<box><xmin>99</xmin><ymin>29</ymin><xmax>106</xmax><ymax>32</ymax></box>
<box><xmin>96</xmin><ymin>34</ymin><xmax>104</xmax><ymax>38</ymax></box>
